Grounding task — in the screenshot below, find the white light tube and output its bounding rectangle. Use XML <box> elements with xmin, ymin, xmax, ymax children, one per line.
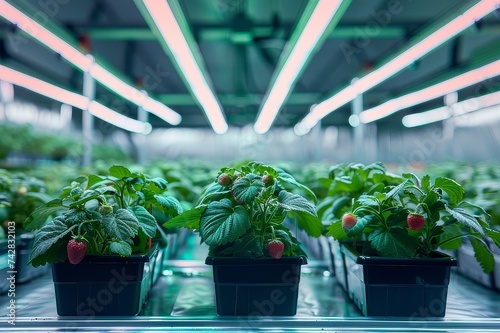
<box><xmin>254</xmin><ymin>0</ymin><xmax>343</xmax><ymax>134</ymax></box>
<box><xmin>0</xmin><ymin>64</ymin><xmax>151</xmax><ymax>134</ymax></box>
<box><xmin>361</xmin><ymin>59</ymin><xmax>500</xmax><ymax>123</ymax></box>
<box><xmin>0</xmin><ymin>0</ymin><xmax>181</xmax><ymax>126</ymax></box>
<box><xmin>297</xmin><ymin>0</ymin><xmax>499</xmax><ymax>132</ymax></box>
<box><xmin>141</xmin><ymin>0</ymin><xmax>227</xmax><ymax>134</ymax></box>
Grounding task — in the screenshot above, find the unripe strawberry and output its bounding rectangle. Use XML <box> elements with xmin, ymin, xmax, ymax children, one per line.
<box><xmin>407</xmin><ymin>213</ymin><xmax>425</xmax><ymax>231</ymax></box>
<box><xmin>99</xmin><ymin>204</ymin><xmax>113</xmax><ymax>215</ymax></box>
<box><xmin>262</xmin><ymin>174</ymin><xmax>274</xmax><ymax>186</ymax></box>
<box><xmin>67</xmin><ymin>238</ymin><xmax>87</xmax><ymax>264</ymax></box>
<box><xmin>217</xmin><ymin>173</ymin><xmax>232</xmax><ymax>186</ymax></box>
<box><xmin>267</xmin><ymin>240</ymin><xmax>284</xmax><ymax>259</ymax></box>
<box><xmin>342</xmin><ymin>213</ymin><xmax>357</xmax><ymax>230</ymax></box>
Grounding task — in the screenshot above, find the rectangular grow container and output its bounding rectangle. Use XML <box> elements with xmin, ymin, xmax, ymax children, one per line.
<box><xmin>16</xmin><ymin>233</ymin><xmax>50</xmax><ymax>284</ymax></box>
<box><xmin>457</xmin><ymin>239</ymin><xmax>497</xmax><ymax>290</ymax></box>
<box><xmin>206</xmin><ymin>256</ymin><xmax>307</xmax><ymax>316</ymax></box>
<box><xmin>51</xmin><ymin>245</ymin><xmax>157</xmax><ymax>316</ymax></box>
<box><xmin>341</xmin><ymin>243</ymin><xmax>458</xmax><ymax>317</ymax></box>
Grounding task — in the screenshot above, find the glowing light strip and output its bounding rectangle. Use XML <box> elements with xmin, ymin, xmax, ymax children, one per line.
<box><xmin>0</xmin><ymin>64</ymin><xmax>89</xmax><ymax>109</ymax></box>
<box><xmin>360</xmin><ymin>59</ymin><xmax>500</xmax><ymax>123</ymax></box>
<box><xmin>298</xmin><ymin>0</ymin><xmax>498</xmax><ymax>131</ymax></box>
<box><xmin>0</xmin><ymin>65</ymin><xmax>151</xmax><ymax>134</ymax></box>
<box><xmin>88</xmin><ymin>101</ymin><xmax>152</xmax><ymax>134</ymax></box>
<box><xmin>254</xmin><ymin>0</ymin><xmax>344</xmax><ymax>134</ymax></box>
<box><xmin>141</xmin><ymin>0</ymin><xmax>227</xmax><ymax>134</ymax></box>
<box><xmin>402</xmin><ymin>89</ymin><xmax>500</xmax><ymax>127</ymax></box>
<box><xmin>0</xmin><ymin>0</ymin><xmax>181</xmax><ymax>126</ymax></box>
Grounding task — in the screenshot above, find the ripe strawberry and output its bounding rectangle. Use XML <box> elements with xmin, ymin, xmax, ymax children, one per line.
<box><xmin>262</xmin><ymin>174</ymin><xmax>274</xmax><ymax>186</ymax></box>
<box><xmin>342</xmin><ymin>213</ymin><xmax>357</xmax><ymax>230</ymax></box>
<box><xmin>267</xmin><ymin>240</ymin><xmax>284</xmax><ymax>259</ymax></box>
<box><xmin>67</xmin><ymin>238</ymin><xmax>87</xmax><ymax>264</ymax></box>
<box><xmin>407</xmin><ymin>213</ymin><xmax>425</xmax><ymax>231</ymax></box>
<box><xmin>217</xmin><ymin>173</ymin><xmax>232</xmax><ymax>186</ymax></box>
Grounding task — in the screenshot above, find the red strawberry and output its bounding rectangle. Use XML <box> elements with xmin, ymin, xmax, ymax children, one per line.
<box><xmin>407</xmin><ymin>213</ymin><xmax>425</xmax><ymax>231</ymax></box>
<box><xmin>67</xmin><ymin>239</ymin><xmax>87</xmax><ymax>264</ymax></box>
<box><xmin>217</xmin><ymin>173</ymin><xmax>232</xmax><ymax>186</ymax></box>
<box><xmin>267</xmin><ymin>240</ymin><xmax>284</xmax><ymax>259</ymax></box>
<box><xmin>342</xmin><ymin>213</ymin><xmax>357</xmax><ymax>230</ymax></box>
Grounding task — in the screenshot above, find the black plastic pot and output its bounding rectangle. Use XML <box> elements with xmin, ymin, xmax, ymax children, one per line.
<box><xmin>341</xmin><ymin>243</ymin><xmax>457</xmax><ymax>317</ymax></box>
<box><xmin>51</xmin><ymin>244</ymin><xmax>158</xmax><ymax>316</ymax></box>
<box><xmin>206</xmin><ymin>256</ymin><xmax>307</xmax><ymax>316</ymax></box>
<box><xmin>16</xmin><ymin>233</ymin><xmax>49</xmax><ymax>284</ymax></box>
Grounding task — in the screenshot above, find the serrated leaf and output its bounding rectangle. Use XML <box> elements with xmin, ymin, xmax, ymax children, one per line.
<box><xmin>198</xmin><ymin>183</ymin><xmax>231</xmax><ymax>204</ymax></box>
<box><xmin>345</xmin><ymin>214</ymin><xmax>374</xmax><ymax>237</ymax></box>
<box><xmin>102</xmin><ymin>208</ymin><xmax>139</xmax><ymax>240</ymax></box>
<box><xmin>87</xmin><ymin>174</ymin><xmax>105</xmax><ymax>188</ymax></box>
<box><xmin>155</xmin><ymin>194</ymin><xmax>183</xmax><ymax>216</ymax></box>
<box><xmin>486</xmin><ymin>229</ymin><xmax>500</xmax><ymax>249</ymax></box>
<box><xmin>434</xmin><ymin>177</ymin><xmax>464</xmax><ymax>205</ymax></box>
<box><xmin>445</xmin><ymin>206</ymin><xmax>485</xmax><ymax>236</ymax></box>
<box><xmin>109</xmin><ymin>240</ymin><xmax>132</xmax><ymax>257</ymax></box>
<box><xmin>199</xmin><ymin>198</ymin><xmax>251</xmax><ymax>246</ymax></box>
<box><xmin>150</xmin><ymin>177</ymin><xmax>168</xmax><ymax>190</ymax></box>
<box><xmin>232</xmin><ymin>174</ymin><xmax>264</xmax><ymax>204</ymax></box>
<box><xmin>421</xmin><ymin>175</ymin><xmax>430</xmax><ymax>192</ymax></box>
<box><xmin>356</xmin><ymin>195</ymin><xmax>378</xmax><ymax>207</ymax></box>
<box><xmin>368</xmin><ymin>228</ymin><xmax>417</xmax><ymax>257</ymax></box>
<box><xmin>277</xmin><ymin>168</ymin><xmax>317</xmax><ymax>203</ymax></box>
<box><xmin>109</xmin><ymin>165</ymin><xmax>132</xmax><ymax>178</ymax></box>
<box><xmin>470</xmin><ymin>237</ymin><xmax>494</xmax><ymax>274</ymax></box>
<box><xmin>163</xmin><ymin>205</ymin><xmax>207</xmax><ymax>230</ymax></box>
<box><xmin>438</xmin><ymin>224</ymin><xmax>463</xmax><ymax>250</ymax></box>
<box><xmin>326</xmin><ymin>220</ymin><xmax>349</xmax><ymax>241</ymax></box>
<box><xmin>129</xmin><ymin>206</ymin><xmax>156</xmax><ymax>238</ymax></box>
<box><xmin>385</xmin><ymin>180</ymin><xmax>408</xmax><ymax>202</ymax></box>
<box><xmin>24</xmin><ymin>198</ymin><xmax>66</xmax><ymax>231</ymax></box>
<box><xmin>402</xmin><ymin>172</ymin><xmax>421</xmax><ymax>187</ymax></box>
<box><xmin>28</xmin><ymin>217</ymin><xmax>77</xmax><ymax>267</ymax></box>
<box><xmin>294</xmin><ymin>210</ymin><xmax>323</xmax><ymax>237</ymax></box>
<box><xmin>63</xmin><ymin>208</ymin><xmax>88</xmax><ymax>226</ymax></box>
<box><xmin>278</xmin><ymin>191</ymin><xmax>317</xmax><ymax>216</ymax></box>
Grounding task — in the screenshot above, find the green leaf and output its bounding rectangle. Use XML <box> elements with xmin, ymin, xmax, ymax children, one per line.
<box><xmin>109</xmin><ymin>240</ymin><xmax>133</xmax><ymax>257</ymax></box>
<box><xmin>24</xmin><ymin>198</ymin><xmax>66</xmax><ymax>231</ymax></box>
<box><xmin>470</xmin><ymin>237</ymin><xmax>494</xmax><ymax>274</ymax></box>
<box><xmin>129</xmin><ymin>206</ymin><xmax>156</xmax><ymax>238</ymax></box>
<box><xmin>150</xmin><ymin>177</ymin><xmax>168</xmax><ymax>190</ymax></box>
<box><xmin>102</xmin><ymin>208</ymin><xmax>139</xmax><ymax>241</ymax></box>
<box><xmin>368</xmin><ymin>228</ymin><xmax>417</xmax><ymax>257</ymax></box>
<box><xmin>434</xmin><ymin>177</ymin><xmax>464</xmax><ymax>205</ymax></box>
<box><xmin>345</xmin><ymin>214</ymin><xmax>374</xmax><ymax>238</ymax></box>
<box><xmin>385</xmin><ymin>180</ymin><xmax>408</xmax><ymax>202</ymax></box>
<box><xmin>28</xmin><ymin>217</ymin><xmax>77</xmax><ymax>267</ymax></box>
<box><xmin>87</xmin><ymin>174</ymin><xmax>105</xmax><ymax>188</ymax></box>
<box><xmin>277</xmin><ymin>168</ymin><xmax>317</xmax><ymax>203</ymax></box>
<box><xmin>199</xmin><ymin>198</ymin><xmax>251</xmax><ymax>246</ymax></box>
<box><xmin>445</xmin><ymin>206</ymin><xmax>485</xmax><ymax>236</ymax></box>
<box><xmin>356</xmin><ymin>195</ymin><xmax>378</xmax><ymax>207</ymax></box>
<box><xmin>109</xmin><ymin>165</ymin><xmax>132</xmax><ymax>178</ymax></box>
<box><xmin>163</xmin><ymin>205</ymin><xmax>207</xmax><ymax>230</ymax></box>
<box><xmin>438</xmin><ymin>224</ymin><xmax>463</xmax><ymax>250</ymax></box>
<box><xmin>421</xmin><ymin>174</ymin><xmax>431</xmax><ymax>192</ymax></box>
<box><xmin>278</xmin><ymin>191</ymin><xmax>317</xmax><ymax>216</ymax></box>
<box><xmin>294</xmin><ymin>210</ymin><xmax>323</xmax><ymax>237</ymax></box>
<box><xmin>486</xmin><ymin>229</ymin><xmax>500</xmax><ymax>249</ymax></box>
<box><xmin>198</xmin><ymin>183</ymin><xmax>231</xmax><ymax>204</ymax></box>
<box><xmin>63</xmin><ymin>208</ymin><xmax>88</xmax><ymax>226</ymax></box>
<box><xmin>326</xmin><ymin>220</ymin><xmax>349</xmax><ymax>241</ymax></box>
<box><xmin>154</xmin><ymin>194</ymin><xmax>183</xmax><ymax>216</ymax></box>
<box><xmin>232</xmin><ymin>174</ymin><xmax>264</xmax><ymax>204</ymax></box>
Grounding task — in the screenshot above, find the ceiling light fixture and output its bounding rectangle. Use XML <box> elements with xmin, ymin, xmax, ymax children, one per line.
<box><xmin>402</xmin><ymin>89</ymin><xmax>500</xmax><ymax>127</ymax></box>
<box><xmin>361</xmin><ymin>59</ymin><xmax>500</xmax><ymax>123</ymax></box>
<box><xmin>253</xmin><ymin>0</ymin><xmax>347</xmax><ymax>134</ymax></box>
<box><xmin>0</xmin><ymin>0</ymin><xmax>181</xmax><ymax>126</ymax></box>
<box><xmin>139</xmin><ymin>0</ymin><xmax>228</xmax><ymax>134</ymax></box>
<box><xmin>296</xmin><ymin>0</ymin><xmax>499</xmax><ymax>133</ymax></box>
<box><xmin>0</xmin><ymin>64</ymin><xmax>151</xmax><ymax>134</ymax></box>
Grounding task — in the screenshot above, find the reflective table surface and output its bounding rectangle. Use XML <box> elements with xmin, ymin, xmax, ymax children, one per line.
<box><xmin>1</xmin><ymin>258</ymin><xmax>500</xmax><ymax>333</ymax></box>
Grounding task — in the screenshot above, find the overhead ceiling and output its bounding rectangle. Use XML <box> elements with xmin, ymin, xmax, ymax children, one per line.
<box><xmin>1</xmin><ymin>0</ymin><xmax>499</xmax><ymax>134</ymax></box>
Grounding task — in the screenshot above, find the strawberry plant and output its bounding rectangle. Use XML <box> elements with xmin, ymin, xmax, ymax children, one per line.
<box><xmin>163</xmin><ymin>161</ymin><xmax>323</xmax><ymax>258</ymax></box>
<box><xmin>24</xmin><ymin>165</ymin><xmax>182</xmax><ymax>267</ymax></box>
<box><xmin>327</xmin><ymin>172</ymin><xmax>500</xmax><ymax>273</ymax></box>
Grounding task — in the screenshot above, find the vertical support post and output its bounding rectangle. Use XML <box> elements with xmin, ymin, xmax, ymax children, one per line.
<box><xmin>82</xmin><ymin>56</ymin><xmax>95</xmax><ymax>167</ymax></box>
<box><xmin>351</xmin><ymin>78</ymin><xmax>364</xmax><ymax>163</ymax></box>
<box><xmin>136</xmin><ymin>102</ymin><xmax>148</xmax><ymax>164</ymax></box>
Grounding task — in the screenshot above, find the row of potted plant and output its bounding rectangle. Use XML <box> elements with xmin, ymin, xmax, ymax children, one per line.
<box><xmin>20</xmin><ymin>160</ymin><xmax>500</xmax><ymax>317</ymax></box>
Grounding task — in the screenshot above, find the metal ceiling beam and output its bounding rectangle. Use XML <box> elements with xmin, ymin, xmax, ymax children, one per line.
<box><xmin>73</xmin><ymin>25</ymin><xmax>406</xmax><ymax>41</ymax></box>
<box><xmin>157</xmin><ymin>93</ymin><xmax>321</xmax><ymax>106</ymax></box>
